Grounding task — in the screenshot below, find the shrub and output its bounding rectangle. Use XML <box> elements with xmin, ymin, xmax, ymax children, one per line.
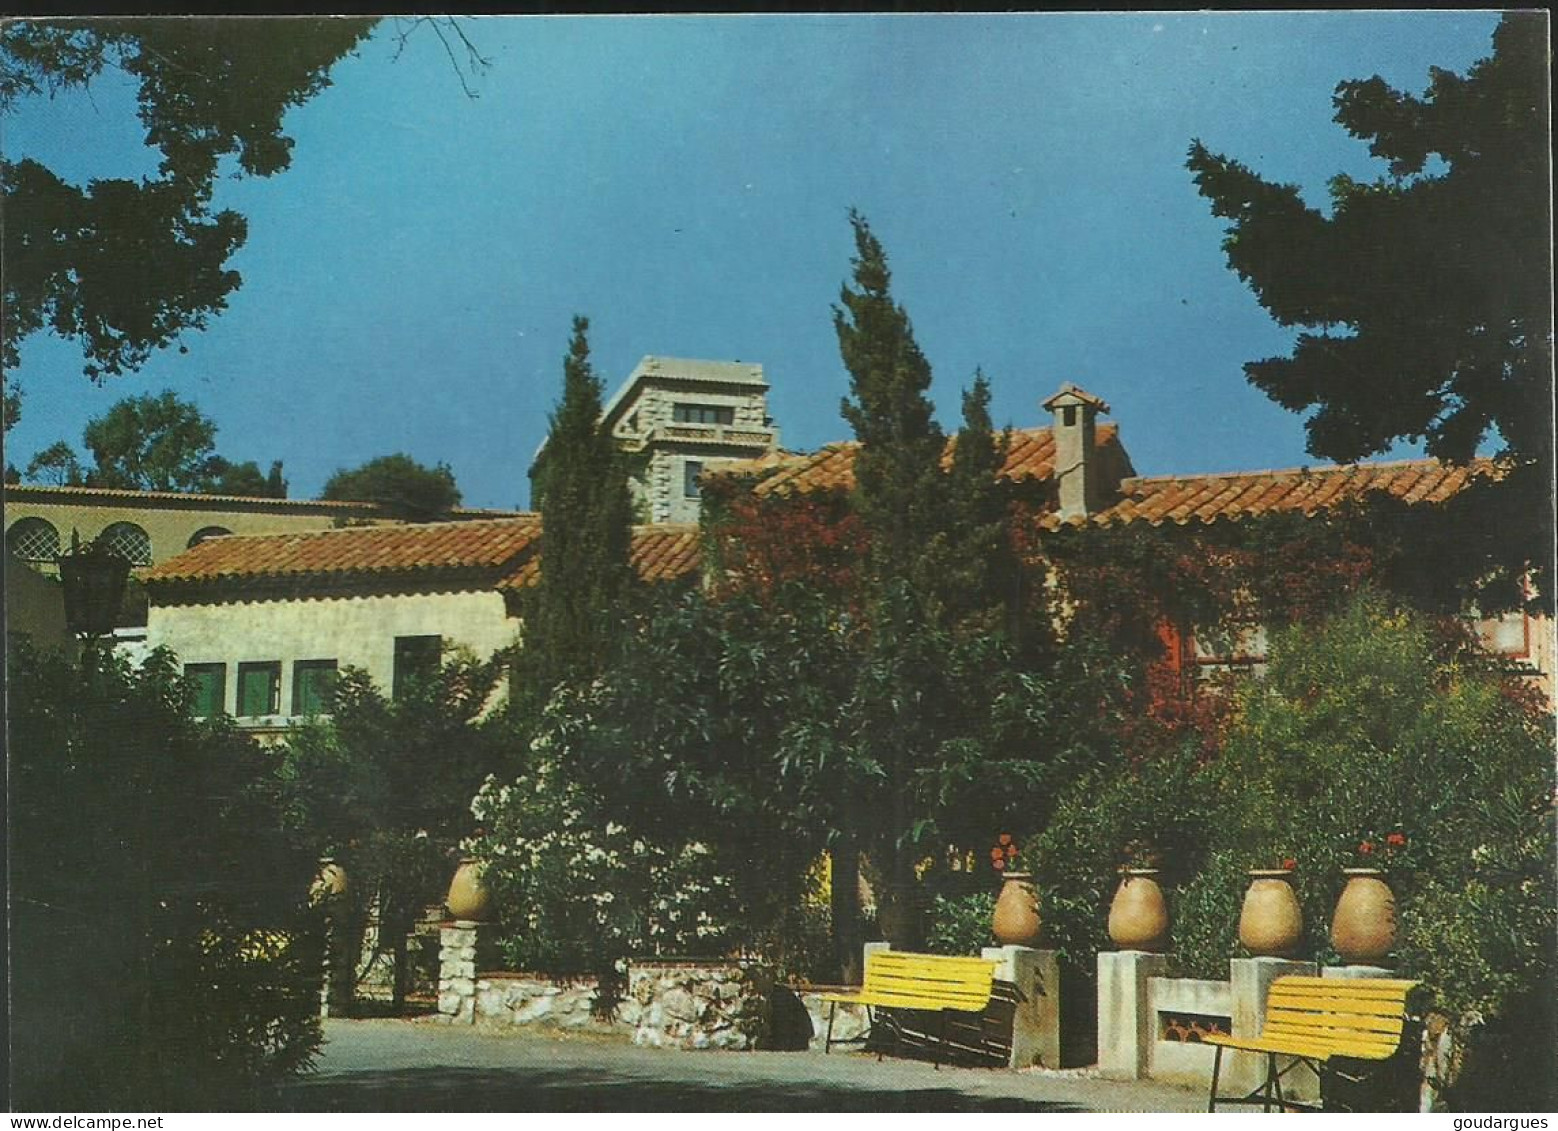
<box><xmin>925</xmin><ymin>891</ymin><xmax>997</xmax><ymax>955</ymax></box>
<box><xmin>9</xmin><ymin>643</ymin><xmax>321</xmax><ymax>1109</ymax></box>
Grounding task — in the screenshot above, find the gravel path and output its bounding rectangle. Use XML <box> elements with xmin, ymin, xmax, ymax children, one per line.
<box><xmin>269</xmin><ymin>1018</ymin><xmax>1206</xmax><ymax>1112</ymax></box>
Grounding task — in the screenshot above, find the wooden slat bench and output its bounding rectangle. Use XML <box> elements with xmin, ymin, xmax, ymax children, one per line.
<box><xmin>820</xmin><ymin>951</ymin><xmax>1002</xmax><ymax>1068</ymax></box>
<box><xmin>1204</xmin><ymin>975</ymin><xmax>1421</xmax><ymax>1112</ymax></box>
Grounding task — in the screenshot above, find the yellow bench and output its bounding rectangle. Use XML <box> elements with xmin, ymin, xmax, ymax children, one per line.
<box><xmin>1205</xmin><ymin>975</ymin><xmax>1421</xmax><ymax>1112</ymax></box>
<box><xmin>821</xmin><ymin>951</ymin><xmax>999</xmax><ymax>1067</ymax></box>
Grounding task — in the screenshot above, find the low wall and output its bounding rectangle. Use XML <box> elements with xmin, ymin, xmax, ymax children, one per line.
<box><xmin>437</xmin><ymin>924</ymin><xmax>772</xmax><ymax>1049</ymax></box>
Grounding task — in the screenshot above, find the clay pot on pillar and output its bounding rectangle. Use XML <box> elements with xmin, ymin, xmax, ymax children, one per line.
<box><xmin>1108</xmin><ymin>868</ymin><xmax>1169</xmax><ymax>951</ymax></box>
<box><xmin>446</xmin><ymin>857</ymin><xmax>492</xmax><ymax>922</ymax></box>
<box><xmin>992</xmin><ymin>871</ymin><xmax>1044</xmax><ymax>947</ymax></box>
<box><xmin>1238</xmin><ymin>869</ymin><xmax>1303</xmax><ymax>957</ymax></box>
<box><xmin>1330</xmin><ymin>868</ymin><xmax>1397</xmax><ymax>963</ymax></box>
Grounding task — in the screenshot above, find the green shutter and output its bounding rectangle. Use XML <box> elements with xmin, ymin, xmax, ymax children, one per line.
<box><xmin>237</xmin><ymin>663</ymin><xmax>278</xmax><ymax>716</ymax></box>
<box><xmin>293</xmin><ymin>660</ymin><xmax>337</xmax><ymax>716</ymax></box>
<box><xmin>185</xmin><ymin>664</ymin><xmax>226</xmax><ymax>716</ymax></box>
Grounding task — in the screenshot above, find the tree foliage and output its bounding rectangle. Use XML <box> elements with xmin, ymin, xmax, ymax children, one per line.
<box><xmin>1</xmin><ymin>19</ymin><xmax>376</xmax><ymax>379</ymax></box>
<box><xmin>321</xmin><ymin>452</ymin><xmax>461</xmax><ymax>520</ymax></box>
<box><xmin>279</xmin><ymin>649</ymin><xmax>511</xmax><ymax>1004</ymax></box>
<box><xmin>524</xmin><ymin>316</ymin><xmax>638</xmax><ymax>692</ymax></box>
<box><xmin>1187</xmin><ymin>13</ymin><xmax>1553</xmax><ymax>602</ymax></box>
<box><xmin>83</xmin><ymin>389</ymin><xmax>219</xmax><ymax>491</ymax></box>
<box><xmin>8</xmin><ymin>644</ymin><xmax>322</xmax><ymax>1109</ymax></box>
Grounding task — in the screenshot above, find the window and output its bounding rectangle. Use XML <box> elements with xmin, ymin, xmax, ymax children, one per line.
<box><xmin>236</xmin><ymin>661</ymin><xmax>281</xmax><ymax>716</ymax></box>
<box><xmin>6</xmin><ymin>517</ymin><xmax>60</xmax><ymax>562</ymax></box>
<box><xmin>184</xmin><ymin>663</ymin><xmax>227</xmax><ymax>717</ymax></box>
<box><xmin>100</xmin><ymin>521</ymin><xmax>152</xmax><ymax>566</ymax></box>
<box><xmin>187</xmin><ymin>526</ymin><xmax>232</xmax><ymax>549</ymax></box>
<box><xmin>393</xmin><ymin>635</ymin><xmax>442</xmax><ymax>699</ymax></box>
<box><xmin>672</xmin><ymin>403</ymin><xmax>734</xmax><ymax>426</ymax></box>
<box><xmin>683</xmin><ymin>460</ymin><xmax>705</xmax><ymax>499</ymax></box>
<box><xmin>292</xmin><ymin>659</ymin><xmax>339</xmax><ymax>716</ymax></box>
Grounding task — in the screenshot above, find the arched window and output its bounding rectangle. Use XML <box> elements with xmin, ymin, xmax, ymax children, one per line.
<box><xmin>187</xmin><ymin>525</ymin><xmax>233</xmax><ymax>549</ymax></box>
<box><xmin>6</xmin><ymin>517</ymin><xmax>61</xmax><ymax>562</ymax></box>
<box><xmin>100</xmin><ymin>521</ymin><xmax>152</xmax><ymax>566</ymax></box>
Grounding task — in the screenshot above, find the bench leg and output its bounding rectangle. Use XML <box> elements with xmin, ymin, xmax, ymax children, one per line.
<box><xmin>1208</xmin><ymin>1045</ymin><xmax>1224</xmax><ymax>1113</ymax></box>
<box><xmin>1272</xmin><ymin>1053</ymin><xmax>1286</xmax><ymax>1113</ymax></box>
<box><xmin>934</xmin><ymin>1011</ymin><xmax>947</xmax><ymax>1071</ymax></box>
<box><xmin>825</xmin><ymin>1001</ymin><xmax>837</xmax><ymax>1054</ymax></box>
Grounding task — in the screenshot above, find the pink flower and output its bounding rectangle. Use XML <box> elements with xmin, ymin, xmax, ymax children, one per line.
<box><xmin>1386</xmin><ymin>833</ymin><xmax>1406</xmax><ymax>847</ymax></box>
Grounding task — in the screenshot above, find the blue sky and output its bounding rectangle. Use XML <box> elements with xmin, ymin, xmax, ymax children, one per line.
<box><xmin>3</xmin><ymin>12</ymin><xmax>1504</xmax><ymax>510</ymax></box>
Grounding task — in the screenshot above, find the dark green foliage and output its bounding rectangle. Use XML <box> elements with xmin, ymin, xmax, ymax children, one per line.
<box><xmin>836</xmin><ymin>209</ymin><xmax>947</xmax><ymax>604</ymax></box>
<box><xmin>524</xmin><ymin>316</ymin><xmax>637</xmax><ymax>691</ymax></box>
<box><xmin>82</xmin><ymin>389</ymin><xmax>218</xmax><ymax>490</ymax></box>
<box><xmin>279</xmin><ymin>651</ymin><xmax>511</xmax><ymax>998</ymax></box>
<box><xmin>1</xmin><ymin>19</ymin><xmax>376</xmax><ymax>378</ymax></box>
<box><xmin>3</xmin><ymin>374</ymin><xmax>21</xmax><ymax>432</ymax></box>
<box><xmin>8</xmin><ymin>643</ymin><xmax>322</xmax><ymax>1109</ymax></box>
<box><xmin>925</xmin><ymin>892</ymin><xmax>998</xmax><ymax>956</ymax></box>
<box><xmin>24</xmin><ymin>438</ymin><xmax>85</xmax><ymax>486</ymax></box>
<box><xmin>25</xmin><ymin>390</ymin><xmax>286</xmax><ymax>497</ymax></box>
<box><xmin>1037</xmin><ymin>592</ymin><xmax>1555</xmax><ymax>1105</ymax></box>
<box><xmin>1187</xmin><ymin>14</ymin><xmax>1553</xmax><ymax>602</ymax></box>
<box><xmin>321</xmin><ymin>452</ymin><xmax>461</xmax><ymax>520</ymax></box>
<box><xmin>209</xmin><ymin>457</ymin><xmax>287</xmax><ymax>498</ymax></box>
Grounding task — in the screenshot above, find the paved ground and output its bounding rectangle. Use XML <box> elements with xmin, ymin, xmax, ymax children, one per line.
<box><xmin>269</xmin><ymin>1019</ymin><xmax>1207</xmax><ymax>1112</ymax></box>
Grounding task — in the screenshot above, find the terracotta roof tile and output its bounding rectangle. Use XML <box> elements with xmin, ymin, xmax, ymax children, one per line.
<box><xmin>737</xmin><ymin>424</ymin><xmax>1121</xmax><ymax>498</ymax></box>
<box><xmin>497</xmin><ymin>524</ymin><xmax>701</xmax><ymax>591</ymax></box>
<box><xmin>144</xmin><ymin>517</ymin><xmax>542</xmax><ymax>586</ymax></box>
<box><xmin>1052</xmin><ymin>457</ymin><xmax>1501</xmax><ymax>530</ymax></box>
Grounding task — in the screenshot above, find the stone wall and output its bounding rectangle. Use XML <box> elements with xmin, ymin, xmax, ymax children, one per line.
<box><xmin>626</xmin><ymin>960</ymin><xmax>766</xmax><ymax>1050</ymax></box>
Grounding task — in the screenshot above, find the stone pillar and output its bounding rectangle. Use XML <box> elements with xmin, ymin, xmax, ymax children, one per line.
<box><xmin>319</xmin><ymin>913</ymin><xmax>355</xmax><ymax>1018</ymax></box>
<box><xmin>1097</xmin><ymin>950</ymin><xmax>1169</xmax><ymax>1079</ymax></box>
<box><xmin>1230</xmin><ymin>956</ymin><xmax>1320</xmax><ymax>1102</ymax></box>
<box><xmin>983</xmin><ymin>945</ymin><xmax>1061</xmax><ymax>1070</ymax></box>
<box><xmin>1322</xmin><ymin>963</ymin><xmax>1393</xmax><ymax>980</ymax></box>
<box><xmin>438</xmin><ymin>920</ymin><xmax>497</xmax><ymax>1024</ymax></box>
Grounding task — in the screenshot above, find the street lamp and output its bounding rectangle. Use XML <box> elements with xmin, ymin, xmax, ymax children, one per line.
<box><xmin>58</xmin><ymin>535</ymin><xmax>131</xmax><ymax>641</ymax></box>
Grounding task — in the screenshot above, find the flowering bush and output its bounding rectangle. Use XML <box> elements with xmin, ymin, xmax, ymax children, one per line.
<box><xmin>467</xmin><ymin>692</ymin><xmax>744</xmax><ymax>977</ymax></box>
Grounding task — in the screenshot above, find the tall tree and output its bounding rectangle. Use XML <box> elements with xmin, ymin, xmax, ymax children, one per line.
<box><xmin>2</xmin><ymin>19</ymin><xmax>377</xmax><ymax>380</ymax></box>
<box><xmin>24</xmin><ymin>440</ymin><xmax>85</xmax><ymax>487</ymax></box>
<box><xmin>832</xmin><ymin>211</ymin><xmax>961</xmax><ymax>954</ymax></box>
<box><xmin>322</xmin><ymin>453</ymin><xmax>461</xmax><ymax>521</ymax></box>
<box><xmin>525</xmin><ymin>316</ymin><xmax>637</xmax><ymax>692</ymax></box>
<box><xmin>82</xmin><ymin>390</ymin><xmax>219</xmax><ymax>491</ymax></box>
<box><xmin>1186</xmin><ymin>13</ymin><xmax>1552</xmax><ymax>603</ymax></box>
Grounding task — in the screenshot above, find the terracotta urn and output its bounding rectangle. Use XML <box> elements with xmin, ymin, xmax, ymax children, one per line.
<box><xmin>309</xmin><ymin>857</ymin><xmax>348</xmax><ymax>906</ymax></box>
<box><xmin>446</xmin><ymin>856</ymin><xmax>492</xmax><ymax>922</ymax></box>
<box><xmin>1108</xmin><ymin>868</ymin><xmax>1169</xmax><ymax>951</ymax></box>
<box><xmin>992</xmin><ymin>871</ymin><xmax>1044</xmax><ymax>947</ymax></box>
<box><xmin>1330</xmin><ymin>868</ymin><xmax>1397</xmax><ymax>963</ymax></box>
<box><xmin>1238</xmin><ymin>869</ymin><xmax>1303</xmax><ymax>957</ymax></box>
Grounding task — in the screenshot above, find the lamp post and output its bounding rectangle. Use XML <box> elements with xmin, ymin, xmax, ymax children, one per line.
<box><xmin>58</xmin><ymin>535</ymin><xmax>131</xmax><ymax>644</ymax></box>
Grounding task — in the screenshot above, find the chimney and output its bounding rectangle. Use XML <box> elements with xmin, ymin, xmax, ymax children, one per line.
<box><xmin>1042</xmin><ymin>383</ymin><xmax>1111</xmax><ymax>521</ymax></box>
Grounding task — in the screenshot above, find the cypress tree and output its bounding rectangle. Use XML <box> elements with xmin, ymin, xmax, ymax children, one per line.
<box><xmin>526</xmin><ymin>316</ymin><xmax>636</xmax><ymax>692</ymax></box>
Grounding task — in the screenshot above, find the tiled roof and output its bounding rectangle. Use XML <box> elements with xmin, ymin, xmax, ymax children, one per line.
<box><xmin>144</xmin><ymin>517</ymin><xmax>542</xmax><ymax>586</ymax></box>
<box><xmin>1043</xmin><ymin>457</ymin><xmax>1501</xmax><ymax>529</ymax></box>
<box><xmin>497</xmin><ymin>524</ymin><xmax>702</xmax><ymax>590</ymax></box>
<box><xmin>733</xmin><ymin>424</ymin><xmax>1124</xmax><ymax>497</ymax></box>
<box><xmin>145</xmin><ymin>516</ymin><xmax>703</xmax><ymax>593</ymax></box>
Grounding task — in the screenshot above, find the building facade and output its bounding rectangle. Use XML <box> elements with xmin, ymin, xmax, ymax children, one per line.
<box><xmin>142</xmin><ymin>517</ymin><xmax>701</xmax><ymax>734</ymax></box>
<box><xmin>594</xmin><ymin>356</ymin><xmax>781</xmax><ymax>524</ymax></box>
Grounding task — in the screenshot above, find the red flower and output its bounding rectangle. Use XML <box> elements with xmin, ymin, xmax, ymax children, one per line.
<box><xmin>1359</xmin><ymin>841</ymin><xmax>1375</xmax><ymax>855</ymax></box>
<box><xmin>1006</xmin><ymin>844</ymin><xmax>1018</xmax><ymax>859</ymax></box>
<box><xmin>990</xmin><ymin>847</ymin><xmax>1004</xmax><ymax>862</ymax></box>
<box><xmin>1386</xmin><ymin>833</ymin><xmax>1406</xmax><ymax>847</ymax></box>
<box><xmin>1282</xmin><ymin>857</ymin><xmax>1297</xmax><ymax>871</ymax></box>
<box><xmin>998</xmin><ymin>833</ymin><xmax>1013</xmax><ymax>846</ymax></box>
<box><xmin>993</xmin><ymin>857</ymin><xmax>1007</xmax><ymax>871</ymax></box>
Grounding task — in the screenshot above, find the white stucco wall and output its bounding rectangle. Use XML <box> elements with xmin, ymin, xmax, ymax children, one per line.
<box><xmin>148</xmin><ymin>589</ymin><xmax>518</xmax><ymax>718</ymax></box>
